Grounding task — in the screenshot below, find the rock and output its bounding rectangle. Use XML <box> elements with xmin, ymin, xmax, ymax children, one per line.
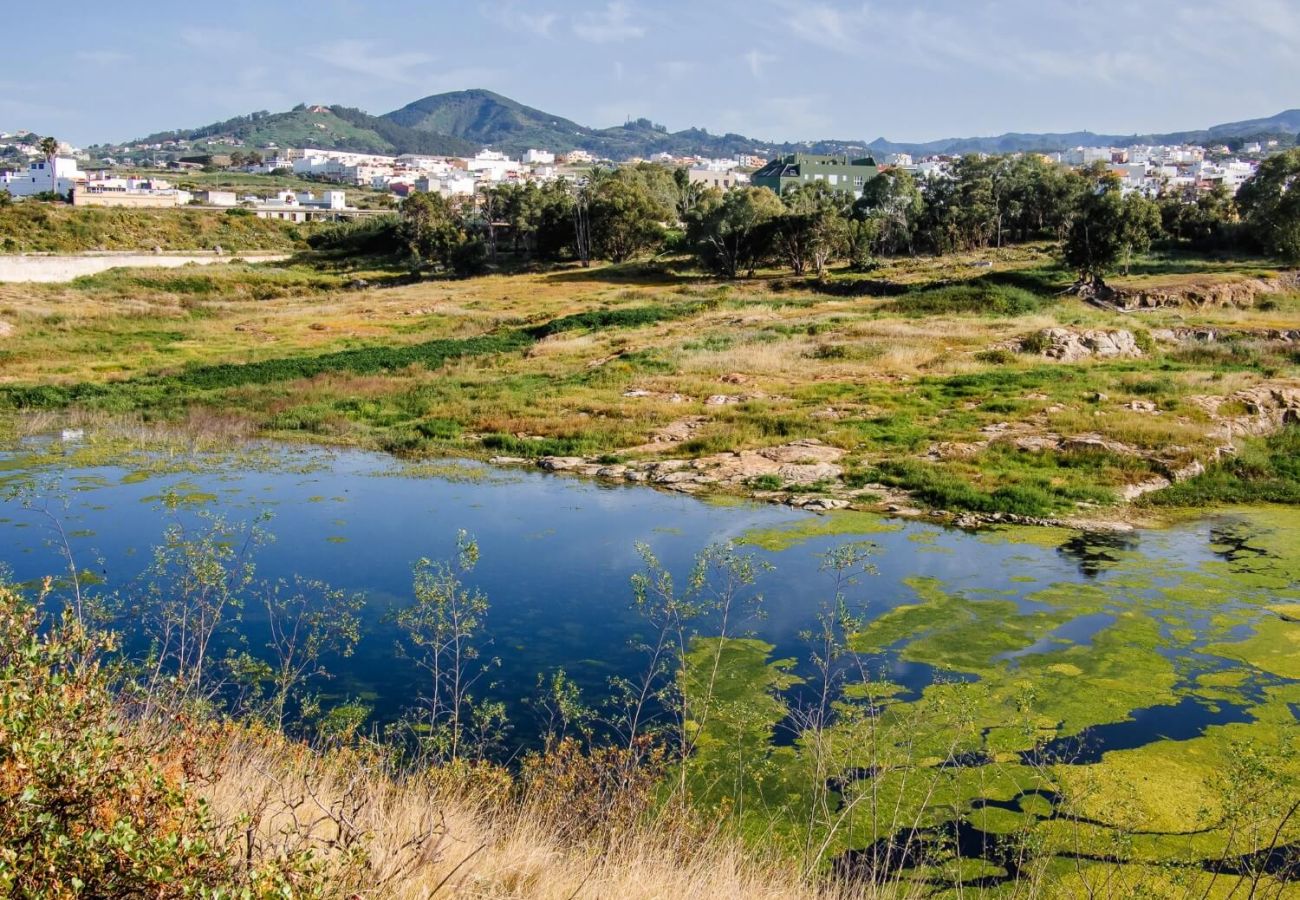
<box><xmin>0</xmin><ymin>321</ymin><xmax>13</xmax><ymax>339</ymax></box>
<box><xmin>776</xmin><ymin>462</ymin><xmax>842</xmax><ymax>485</ymax></box>
<box><xmin>1121</xmin><ymin>477</ymin><xmax>1172</xmax><ymax>501</ymax></box>
<box><xmin>488</xmin><ymin>456</ymin><xmax>529</xmax><ymax>466</ymax></box>
<box><xmin>623</xmin><ymin>389</ymin><xmax>653</xmax><ymax>398</ymax></box>
<box><xmin>705</xmin><ymin>395</ymin><xmax>741</xmax><ymax>406</ymax></box>
<box><xmin>721</xmin><ymin>373</ymin><xmax>749</xmax><ymax>385</ymax></box>
<box><xmin>1169</xmin><ymin>460</ymin><xmax>1205</xmax><ymax>483</ymax></box>
<box><xmin>653</xmin><ymin>470</ymin><xmax>702</xmax><ymax>485</ymax></box>
<box><xmin>757</xmin><ymin>439</ymin><xmax>845</xmax><ymax>466</ymax></box>
<box><xmin>538</xmin><ymin>456</ymin><xmax>587</xmax><ymax>472</ymax></box>
<box><xmin>1060</xmin><ymin>434</ymin><xmax>1138</xmax><ymax>456</ymax></box>
<box><xmin>212</xmin><ymin>244</ymin><xmax>223</xmax><ymax>256</ymax></box>
<box><xmin>595</xmin><ymin>465</ymin><xmax>628</xmax><ymax>479</ymax></box>
<box><xmin>1090</xmin><ymin>392</ymin><xmax>1109</xmax><ymax>403</ymax></box>
<box><xmin>1028</xmin><ymin>328</ymin><xmax>1142</xmax><ymax>362</ymax></box>
<box><xmin>926</xmin><ymin>441</ymin><xmax>985</xmax><ymax>460</ymax></box>
<box><xmin>791</xmin><ymin>497</ymin><xmax>851</xmax><ymax>511</ymax></box>
<box><xmin>1126</xmin><ymin>400</ymin><xmax>1158</xmax><ymax>413</ymax></box>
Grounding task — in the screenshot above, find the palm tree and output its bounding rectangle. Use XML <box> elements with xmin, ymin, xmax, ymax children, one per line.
<box><xmin>38</xmin><ymin>136</ymin><xmax>60</xmax><ymax>196</ymax></box>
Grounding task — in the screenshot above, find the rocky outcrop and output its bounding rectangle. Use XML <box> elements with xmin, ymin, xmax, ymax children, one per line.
<box><xmin>1191</xmin><ymin>383</ymin><xmax>1300</xmax><ymax>441</ymax></box>
<box><xmin>535</xmin><ymin>439</ymin><xmax>845</xmax><ymax>494</ymax></box>
<box><xmin>1080</xmin><ymin>272</ymin><xmax>1299</xmax><ymax>311</ymax></box>
<box><xmin>1151</xmin><ymin>326</ymin><xmax>1300</xmax><ymax>345</ymax></box>
<box><xmin>1026</xmin><ymin>328</ymin><xmax>1143</xmax><ymax>361</ymax></box>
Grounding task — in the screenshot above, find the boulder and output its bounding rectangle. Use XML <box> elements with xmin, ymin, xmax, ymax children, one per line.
<box><xmin>538</xmin><ymin>457</ymin><xmax>587</xmax><ymax>472</ymax></box>
<box><xmin>0</xmin><ymin>321</ymin><xmax>13</xmax><ymax>339</ymax></box>
<box><xmin>1029</xmin><ymin>328</ymin><xmax>1142</xmax><ymax>362</ymax></box>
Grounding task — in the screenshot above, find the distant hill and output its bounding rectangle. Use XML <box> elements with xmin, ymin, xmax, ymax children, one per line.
<box><xmin>382</xmin><ymin>89</ymin><xmax>774</xmax><ymax>158</ymax></box>
<box><xmin>865</xmin><ymin>109</ymin><xmax>1300</xmax><ymax>157</ymax></box>
<box><xmin>113</xmin><ymin>90</ymin><xmax>1300</xmax><ymax>161</ymax></box>
<box><xmin>117</xmin><ymin>105</ymin><xmax>476</xmax><ymax>157</ymax></box>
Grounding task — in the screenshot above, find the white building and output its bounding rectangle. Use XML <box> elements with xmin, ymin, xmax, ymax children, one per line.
<box><xmin>524</xmin><ymin>149</ymin><xmax>555</xmax><ymax>165</ymax></box>
<box><xmin>463</xmin><ymin>150</ymin><xmax>518</xmax><ymax>182</ymax></box>
<box><xmin>1</xmin><ymin>157</ymin><xmax>85</xmax><ymax>197</ymax></box>
<box><xmin>687</xmin><ymin>168</ymin><xmax>749</xmax><ymax>191</ymax></box>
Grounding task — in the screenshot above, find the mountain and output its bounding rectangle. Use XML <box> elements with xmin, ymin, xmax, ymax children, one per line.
<box><xmin>113</xmin><ymin>90</ymin><xmax>1300</xmax><ymax>161</ymax></box>
<box><xmin>865</xmin><ymin>109</ymin><xmax>1300</xmax><ymax>157</ymax></box>
<box><xmin>382</xmin><ymin>89</ymin><xmax>775</xmax><ymax>158</ymax></box>
<box><xmin>116</xmin><ymin>105</ymin><xmax>476</xmax><ymax>157</ymax></box>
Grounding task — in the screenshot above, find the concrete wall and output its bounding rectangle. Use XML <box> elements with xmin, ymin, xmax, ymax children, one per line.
<box><xmin>0</xmin><ymin>253</ymin><xmax>290</xmax><ymax>284</ymax></box>
<box><xmin>73</xmin><ymin>190</ymin><xmax>181</xmax><ymax>208</ymax></box>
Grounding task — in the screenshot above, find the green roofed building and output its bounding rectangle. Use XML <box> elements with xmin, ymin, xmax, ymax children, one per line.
<box><xmin>751</xmin><ymin>153</ymin><xmax>881</xmax><ymax>199</ymax></box>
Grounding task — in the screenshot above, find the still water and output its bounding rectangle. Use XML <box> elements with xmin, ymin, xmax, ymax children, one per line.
<box><xmin>1</xmin><ymin>439</ymin><xmax>1294</xmax><ymax>753</ymax></box>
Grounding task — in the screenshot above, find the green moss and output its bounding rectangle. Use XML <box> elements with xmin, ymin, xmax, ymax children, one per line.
<box><xmin>735</xmin><ymin>510</ymin><xmax>904</xmax><ymax>551</ymax></box>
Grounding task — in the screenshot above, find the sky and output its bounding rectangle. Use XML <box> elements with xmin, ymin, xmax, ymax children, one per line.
<box><xmin>4</xmin><ymin>0</ymin><xmax>1299</xmax><ymax>147</ymax></box>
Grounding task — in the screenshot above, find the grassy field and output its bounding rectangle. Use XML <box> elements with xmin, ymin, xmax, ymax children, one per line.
<box><xmin>0</xmin><ymin>244</ymin><xmax>1297</xmax><ymax>521</ymax></box>
<box><xmin>0</xmin><ymin>203</ymin><xmax>316</xmax><ymax>253</ymax></box>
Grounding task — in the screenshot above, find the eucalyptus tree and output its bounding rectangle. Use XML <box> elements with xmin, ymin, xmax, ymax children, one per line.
<box><xmin>686</xmin><ymin>185</ymin><xmax>784</xmax><ymax>278</ymax></box>
<box><xmin>1237</xmin><ymin>148</ymin><xmax>1300</xmax><ymax>261</ymax></box>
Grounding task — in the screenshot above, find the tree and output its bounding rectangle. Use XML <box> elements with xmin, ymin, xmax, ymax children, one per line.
<box><xmin>0</xmin><ymin>189</ymin><xmax>10</xmax><ymax>208</ymax></box>
<box><xmin>588</xmin><ymin>169</ymin><xmax>672</xmax><ymax>263</ymax></box>
<box><xmin>1237</xmin><ymin>148</ymin><xmax>1300</xmax><ymax>261</ymax></box>
<box><xmin>400</xmin><ymin>190</ymin><xmax>483</xmax><ymax>274</ymax></box>
<box><xmin>1063</xmin><ymin>176</ymin><xmax>1163</xmax><ymax>283</ymax></box>
<box><xmin>37</xmin><ymin>136</ymin><xmax>59</xmax><ymax>197</ymax></box>
<box><xmin>852</xmin><ymin>169</ymin><xmax>923</xmax><ymax>256</ymax></box>
<box><xmin>1157</xmin><ymin>182</ymin><xmax>1237</xmax><ymax>247</ymax></box>
<box><xmin>392</xmin><ymin>532</ymin><xmax>503</xmax><ymax>762</ymax></box>
<box><xmin>228</xmin><ymin>150</ymin><xmax>247</xmax><ymax>169</ymax></box>
<box><xmin>775</xmin><ymin>182</ymin><xmax>849</xmax><ymax>276</ymax></box>
<box><xmin>686</xmin><ymin>186</ymin><xmax>784</xmax><ymax>278</ymax></box>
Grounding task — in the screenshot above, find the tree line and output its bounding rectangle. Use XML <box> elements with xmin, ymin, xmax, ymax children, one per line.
<box><xmin>309</xmin><ymin>149</ymin><xmax>1300</xmax><ymax>282</ymax></box>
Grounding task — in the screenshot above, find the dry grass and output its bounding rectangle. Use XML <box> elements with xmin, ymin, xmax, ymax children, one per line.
<box><xmin>200</xmin><ymin>728</ymin><xmax>876</xmax><ymax>900</ymax></box>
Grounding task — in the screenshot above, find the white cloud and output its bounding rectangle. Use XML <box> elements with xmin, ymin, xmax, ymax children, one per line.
<box><xmin>573</xmin><ymin>1</ymin><xmax>645</xmax><ymax>43</ymax></box>
<box><xmin>744</xmin><ymin>49</ymin><xmax>776</xmax><ymax>79</ymax></box>
<box><xmin>479</xmin><ymin>2</ymin><xmax>560</xmax><ymax>37</ymax></box>
<box><xmin>309</xmin><ymin>39</ymin><xmax>435</xmax><ymax>84</ymax></box>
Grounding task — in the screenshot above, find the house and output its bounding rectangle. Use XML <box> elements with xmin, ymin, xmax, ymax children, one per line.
<box><xmin>750</xmin><ymin>153</ymin><xmax>880</xmax><ymax>198</ymax></box>
<box><xmin>524</xmin><ymin>149</ymin><xmax>555</xmax><ymax>165</ymax></box>
<box><xmin>194</xmin><ymin>190</ymin><xmax>238</xmax><ymax>207</ymax></box>
<box><xmin>687</xmin><ymin>168</ymin><xmax>750</xmax><ymax>191</ymax></box>
<box><xmin>1</xmin><ymin>156</ymin><xmax>85</xmax><ymax>197</ymax></box>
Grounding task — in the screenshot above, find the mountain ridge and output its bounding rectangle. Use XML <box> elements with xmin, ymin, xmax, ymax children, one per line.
<box><xmin>109</xmin><ymin>90</ymin><xmax>1300</xmax><ymax>160</ymax></box>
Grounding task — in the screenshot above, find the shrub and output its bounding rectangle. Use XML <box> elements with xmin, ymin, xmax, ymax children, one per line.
<box><xmin>890</xmin><ymin>280</ymin><xmax>1053</xmax><ymax>317</ymax></box>
<box><xmin>0</xmin><ymin>583</ymin><xmax>233</xmax><ymax>896</ymax></box>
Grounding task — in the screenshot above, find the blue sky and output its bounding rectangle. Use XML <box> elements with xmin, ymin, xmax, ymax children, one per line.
<box><xmin>5</xmin><ymin>0</ymin><xmax>1299</xmax><ymax>147</ymax></box>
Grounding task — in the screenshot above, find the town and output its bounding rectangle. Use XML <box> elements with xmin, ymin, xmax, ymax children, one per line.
<box><xmin>0</xmin><ymin>124</ymin><xmax>1284</xmax><ymax>215</ymax></box>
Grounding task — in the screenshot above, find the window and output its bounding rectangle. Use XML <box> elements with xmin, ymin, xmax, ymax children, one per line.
<box><xmin>854</xmin><ymin>176</ymin><xmax>865</xmax><ymax>187</ymax></box>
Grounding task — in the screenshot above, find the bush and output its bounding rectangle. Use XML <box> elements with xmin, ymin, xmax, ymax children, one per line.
<box><xmin>889</xmin><ymin>280</ymin><xmax>1053</xmax><ymax>317</ymax></box>
<box><xmin>0</xmin><ymin>584</ymin><xmax>232</xmax><ymax>896</ymax></box>
<box><xmin>1143</xmin><ymin>425</ymin><xmax>1300</xmax><ymax>506</ymax></box>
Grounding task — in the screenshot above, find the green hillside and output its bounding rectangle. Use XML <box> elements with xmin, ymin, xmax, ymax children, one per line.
<box><xmin>381</xmin><ymin>89</ymin><xmax>775</xmax><ymax>157</ymax></box>
<box><xmin>385</xmin><ymin>89</ymin><xmax>591</xmax><ymax>152</ymax></box>
<box><xmin>126</xmin><ymin>105</ymin><xmax>476</xmax><ymax>157</ymax></box>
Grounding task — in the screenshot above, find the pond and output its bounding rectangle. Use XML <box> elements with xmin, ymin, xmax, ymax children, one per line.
<box><xmin>1</xmin><ymin>436</ymin><xmax>1297</xmax><ymax>764</ymax></box>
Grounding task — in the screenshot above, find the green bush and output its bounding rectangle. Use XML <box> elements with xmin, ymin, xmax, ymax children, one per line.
<box><xmin>889</xmin><ymin>280</ymin><xmax>1054</xmax><ymax>317</ymax></box>
<box><xmin>0</xmin><ymin>584</ymin><xmax>231</xmax><ymax>896</ymax></box>
<box><xmin>1143</xmin><ymin>425</ymin><xmax>1300</xmax><ymax>506</ymax></box>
